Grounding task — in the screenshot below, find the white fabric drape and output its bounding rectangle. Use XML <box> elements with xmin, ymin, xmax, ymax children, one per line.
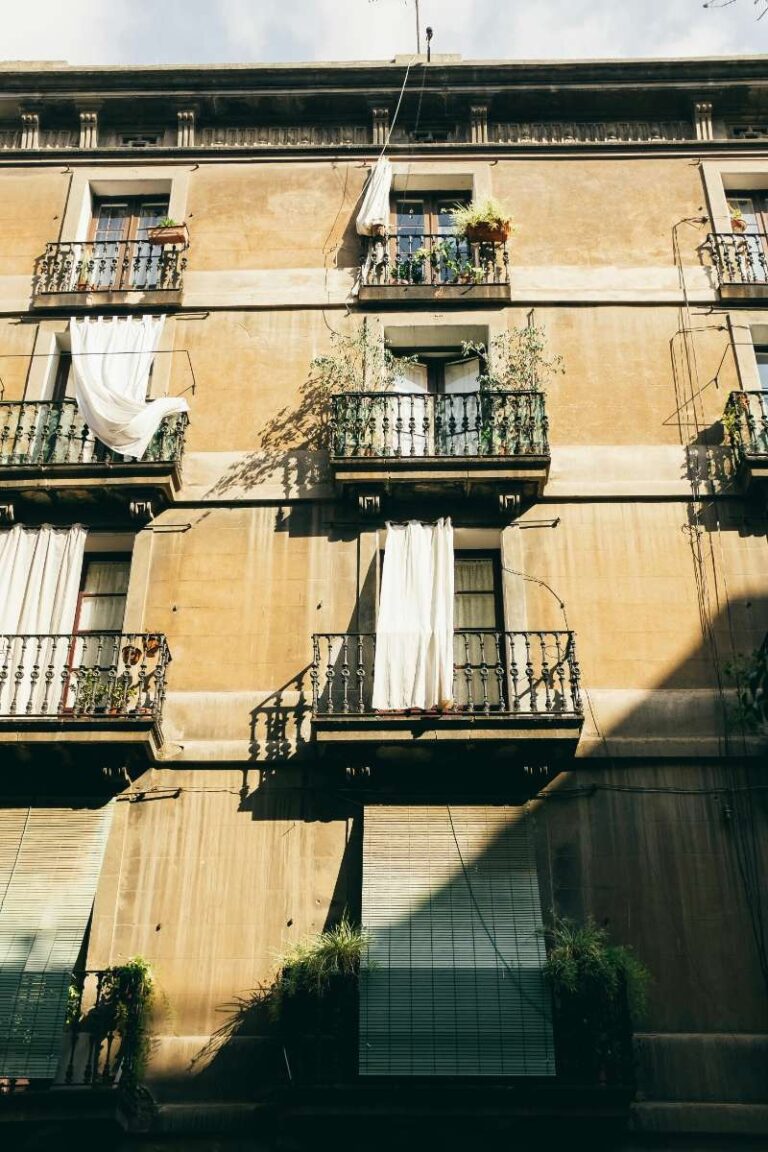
<box><xmin>356</xmin><ymin>157</ymin><xmax>393</xmax><ymax>236</ymax></box>
<box><xmin>70</xmin><ymin>315</ymin><xmax>188</xmax><ymax>459</ymax></box>
<box><xmin>390</xmin><ymin>360</ymin><xmax>429</xmax><ymax>456</ymax></box>
<box><xmin>372</xmin><ymin>519</ymin><xmax>454</xmax><ymax>711</ymax></box>
<box><xmin>0</xmin><ymin>526</ymin><xmax>86</xmax><ymax>715</ymax></box>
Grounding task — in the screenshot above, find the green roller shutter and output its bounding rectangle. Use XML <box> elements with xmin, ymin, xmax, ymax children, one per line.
<box><xmin>0</xmin><ymin>802</ymin><xmax>114</xmax><ymax>1079</ymax></box>
<box><xmin>360</xmin><ymin>805</ymin><xmax>555</xmax><ymax>1077</ymax></box>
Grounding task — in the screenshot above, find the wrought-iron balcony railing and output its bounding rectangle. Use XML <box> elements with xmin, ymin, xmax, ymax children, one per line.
<box><xmin>34</xmin><ymin>239</ymin><xmax>186</xmax><ymax>295</ymax></box>
<box><xmin>59</xmin><ymin>968</ymin><xmax>143</xmax><ymax>1087</ymax></box>
<box><xmin>312</xmin><ymin>630</ymin><xmax>582</xmax><ymax>718</ymax></box>
<box><xmin>0</xmin><ymin>401</ymin><xmax>187</xmax><ymax>468</ymax></box>
<box><xmin>331</xmin><ymin>390</ymin><xmax>548</xmax><ymax>460</ymax></box>
<box><xmin>361</xmin><ymin>232</ymin><xmax>509</xmax><ymax>287</ymax></box>
<box><xmin>724</xmin><ymin>390</ymin><xmax>768</xmax><ymax>458</ymax></box>
<box><xmin>708</xmin><ymin>232</ymin><xmax>768</xmax><ymax>287</ymax></box>
<box><xmin>0</xmin><ymin>631</ymin><xmax>169</xmax><ymax>722</ymax></box>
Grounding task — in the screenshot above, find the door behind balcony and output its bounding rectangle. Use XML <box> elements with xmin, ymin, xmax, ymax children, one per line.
<box><xmin>90</xmin><ymin>196</ymin><xmax>169</xmax><ymax>290</ymax></box>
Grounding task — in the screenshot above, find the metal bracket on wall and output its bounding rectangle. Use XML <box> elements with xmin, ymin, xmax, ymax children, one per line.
<box><xmin>0</xmin><ymin>502</ymin><xmax>15</xmax><ymax>524</ymax></box>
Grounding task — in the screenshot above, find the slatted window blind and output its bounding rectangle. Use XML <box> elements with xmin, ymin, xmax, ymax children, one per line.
<box><xmin>360</xmin><ymin>806</ymin><xmax>554</xmax><ymax>1077</ymax></box>
<box><xmin>0</xmin><ymin>803</ymin><xmax>114</xmax><ymax>1078</ymax></box>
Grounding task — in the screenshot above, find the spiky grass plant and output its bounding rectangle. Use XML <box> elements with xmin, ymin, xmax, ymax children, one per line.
<box><xmin>543</xmin><ymin>916</ymin><xmax>650</xmax><ymax>1020</ymax></box>
<box><xmin>270</xmin><ymin>917</ymin><xmax>370</xmax><ymax>1018</ymax></box>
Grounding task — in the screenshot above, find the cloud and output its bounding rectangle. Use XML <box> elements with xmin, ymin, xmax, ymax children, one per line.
<box><xmin>0</xmin><ymin>0</ymin><xmax>764</xmax><ymax>64</ymax></box>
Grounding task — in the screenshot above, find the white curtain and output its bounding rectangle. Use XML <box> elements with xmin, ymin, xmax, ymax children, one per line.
<box><xmin>0</xmin><ymin>526</ymin><xmax>86</xmax><ymax>715</ymax></box>
<box><xmin>372</xmin><ymin>519</ymin><xmax>454</xmax><ymax>711</ymax></box>
<box><xmin>70</xmin><ymin>315</ymin><xmax>188</xmax><ymax>459</ymax></box>
<box><xmin>356</xmin><ymin>157</ymin><xmax>393</xmax><ymax>236</ymax></box>
<box><xmin>390</xmin><ymin>360</ymin><xmax>429</xmax><ymax>456</ymax></box>
<box><xmin>444</xmin><ymin>356</ymin><xmax>481</xmax><ymax>454</ymax></box>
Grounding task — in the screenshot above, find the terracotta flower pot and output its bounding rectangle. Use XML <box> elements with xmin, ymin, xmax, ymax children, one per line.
<box><xmin>147</xmin><ymin>223</ymin><xmax>189</xmax><ymax>247</ymax></box>
<box><xmin>731</xmin><ymin>217</ymin><xmax>748</xmax><ymax>234</ymax></box>
<box><xmin>465</xmin><ymin>221</ymin><xmax>510</xmax><ymax>243</ymax></box>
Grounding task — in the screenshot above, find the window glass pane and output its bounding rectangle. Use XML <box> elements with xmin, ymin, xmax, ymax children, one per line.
<box><xmin>82</xmin><ymin>560</ymin><xmax>130</xmax><ymax>596</ymax></box>
<box><xmin>77</xmin><ymin>595</ymin><xmax>126</xmax><ymax>633</ymax></box>
<box><xmin>455</xmin><ymin>557</ymin><xmax>495</xmax><ymax>593</ymax></box>
<box><xmin>755</xmin><ymin>348</ymin><xmax>768</xmax><ymax>390</ymax></box>
<box><xmin>454</xmin><ymin>557</ymin><xmax>499</xmax><ymax>629</ymax></box>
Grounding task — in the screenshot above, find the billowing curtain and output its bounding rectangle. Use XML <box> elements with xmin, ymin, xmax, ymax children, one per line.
<box><xmin>0</xmin><ymin>526</ymin><xmax>86</xmax><ymax>715</ymax></box>
<box><xmin>372</xmin><ymin>519</ymin><xmax>454</xmax><ymax>711</ymax></box>
<box><xmin>70</xmin><ymin>315</ymin><xmax>188</xmax><ymax>459</ymax></box>
<box><xmin>443</xmin><ymin>356</ymin><xmax>481</xmax><ymax>454</ymax></box>
<box><xmin>356</xmin><ymin>157</ymin><xmax>393</xmax><ymax>236</ymax></box>
<box><xmin>389</xmin><ymin>360</ymin><xmax>429</xmax><ymax>456</ymax></box>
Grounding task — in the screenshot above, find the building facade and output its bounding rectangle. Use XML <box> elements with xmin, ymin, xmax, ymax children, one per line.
<box><xmin>0</xmin><ymin>55</ymin><xmax>766</xmax><ymax>1150</ymax></box>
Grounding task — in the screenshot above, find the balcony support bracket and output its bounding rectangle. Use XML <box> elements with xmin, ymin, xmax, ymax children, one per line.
<box><xmin>130</xmin><ymin>499</ymin><xmax>155</xmax><ymax>523</ymax></box>
<box><xmin>498</xmin><ymin>493</ymin><xmax>521</xmax><ymax>520</ymax></box>
<box><xmin>358</xmin><ymin>493</ymin><xmax>381</xmax><ymax>517</ymax></box>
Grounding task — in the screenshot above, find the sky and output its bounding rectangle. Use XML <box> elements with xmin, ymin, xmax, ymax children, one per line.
<box><xmin>2</xmin><ymin>0</ymin><xmax>766</xmax><ymax>66</ymax></box>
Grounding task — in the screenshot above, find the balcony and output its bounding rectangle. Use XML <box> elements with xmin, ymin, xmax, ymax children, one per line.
<box><xmin>359</xmin><ymin>232</ymin><xmax>509</xmax><ymax>304</ymax></box>
<box><xmin>311</xmin><ymin>629</ymin><xmax>583</xmax><ymax>757</ymax></box>
<box><xmin>724</xmin><ymin>391</ymin><xmax>768</xmax><ymax>488</ymax></box>
<box><xmin>0</xmin><ymin>401</ymin><xmax>188</xmax><ymax>506</ymax></box>
<box><xmin>330</xmin><ymin>390</ymin><xmax>549</xmax><ymax>500</ymax></box>
<box><xmin>708</xmin><ymin>231</ymin><xmax>768</xmax><ymax>298</ymax></box>
<box><xmin>0</xmin><ymin>630</ymin><xmax>170</xmax><ymax>760</ymax></box>
<box><xmin>32</xmin><ymin>239</ymin><xmax>186</xmax><ymax>308</ymax></box>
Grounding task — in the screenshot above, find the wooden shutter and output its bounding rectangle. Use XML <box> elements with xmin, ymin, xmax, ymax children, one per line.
<box><xmin>0</xmin><ymin>802</ymin><xmax>114</xmax><ymax>1078</ymax></box>
<box><xmin>360</xmin><ymin>805</ymin><xmax>554</xmax><ymax>1077</ymax></box>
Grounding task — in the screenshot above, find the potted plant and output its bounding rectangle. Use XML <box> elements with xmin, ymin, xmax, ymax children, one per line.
<box><xmin>147</xmin><ymin>218</ymin><xmax>189</xmax><ymax>247</ymax></box>
<box><xmin>730</xmin><ymin>207</ymin><xmax>748</xmax><ymax>234</ymax></box>
<box><xmin>451</xmin><ymin>198</ymin><xmax>514</xmax><ymax>243</ymax></box>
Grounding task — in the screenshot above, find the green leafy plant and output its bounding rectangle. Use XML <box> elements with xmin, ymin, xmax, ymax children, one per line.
<box><xmin>156</xmin><ymin>217</ymin><xmax>181</xmax><ymax>229</ymax></box>
<box><xmin>543</xmin><ymin>916</ymin><xmax>650</xmax><ymax>1020</ymax></box>
<box><xmin>462</xmin><ymin>323</ymin><xmax>564</xmax><ymax>392</ymax></box>
<box><xmin>725</xmin><ymin>643</ymin><xmax>768</xmax><ymax>734</ymax></box>
<box><xmin>73</xmin><ymin>668</ymin><xmax>138</xmax><ymax>713</ymax></box>
<box><xmin>68</xmin><ymin>957</ymin><xmax>154</xmax><ymax>1087</ymax></box>
<box><xmin>450</xmin><ymin>197</ymin><xmax>514</xmax><ymax>238</ymax></box>
<box><xmin>270</xmin><ymin>916</ymin><xmax>370</xmax><ymax>1018</ymax></box>
<box><xmin>310</xmin><ymin>323</ymin><xmax>417</xmax><ymax>399</ymax></box>
<box><xmin>542</xmin><ymin>916</ymin><xmax>649</xmax><ymax>1085</ymax></box>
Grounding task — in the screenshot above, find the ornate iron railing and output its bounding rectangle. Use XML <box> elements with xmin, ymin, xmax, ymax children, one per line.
<box><xmin>34</xmin><ymin>239</ymin><xmax>186</xmax><ymax>294</ymax></box>
<box><xmin>60</xmin><ymin>968</ymin><xmax>140</xmax><ymax>1086</ymax></box>
<box><xmin>0</xmin><ymin>401</ymin><xmax>187</xmax><ymax>467</ymax></box>
<box><xmin>724</xmin><ymin>390</ymin><xmax>768</xmax><ymax>458</ymax></box>
<box><xmin>331</xmin><ymin>390</ymin><xmax>548</xmax><ymax>460</ymax></box>
<box><xmin>311</xmin><ymin>630</ymin><xmax>581</xmax><ymax>718</ymax></box>
<box><xmin>360</xmin><ymin>232</ymin><xmax>509</xmax><ymax>287</ymax></box>
<box><xmin>708</xmin><ymin>232</ymin><xmax>768</xmax><ymax>286</ymax></box>
<box><xmin>0</xmin><ymin>632</ymin><xmax>170</xmax><ymax>721</ymax></box>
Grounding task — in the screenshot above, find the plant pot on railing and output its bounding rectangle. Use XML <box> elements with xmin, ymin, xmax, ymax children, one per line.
<box><xmin>731</xmin><ymin>214</ymin><xmax>748</xmax><ymax>234</ymax></box>
<box><xmin>147</xmin><ymin>221</ymin><xmax>189</xmax><ymax>247</ymax></box>
<box><xmin>465</xmin><ymin>221</ymin><xmax>511</xmax><ymax>244</ymax></box>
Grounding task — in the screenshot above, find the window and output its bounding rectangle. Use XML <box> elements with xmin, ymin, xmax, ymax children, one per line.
<box><xmin>360</xmin><ymin>805</ymin><xmax>554</xmax><ymax>1077</ymax></box>
<box><xmin>51</xmin><ymin>349</ymin><xmax>73</xmax><ymax>402</ymax></box>
<box><xmin>726</xmin><ymin>192</ymin><xmax>768</xmax><ymax>281</ymax></box>
<box><xmin>384</xmin><ymin>342</ymin><xmax>483</xmax><ymax>456</ymax></box>
<box><xmin>755</xmin><ymin>345</ymin><xmax>768</xmax><ymax>391</ymax></box>
<box><xmin>454</xmin><ymin>553</ymin><xmax>505</xmax><ymax>711</ymax></box>
<box><xmin>391</xmin><ymin>192</ymin><xmax>470</xmax><ymax>285</ymax></box>
<box><xmin>74</xmin><ymin>556</ymin><xmax>130</xmax><ymax>634</ymax></box>
<box><xmin>89</xmin><ymin>195</ymin><xmax>170</xmax><ymax>290</ymax></box>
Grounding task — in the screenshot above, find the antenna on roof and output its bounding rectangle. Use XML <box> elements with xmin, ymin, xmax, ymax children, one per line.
<box><xmin>425</xmin><ymin>25</ymin><xmax>433</xmax><ymax>63</ymax></box>
<box><xmin>414</xmin><ymin>0</ymin><xmax>421</xmax><ymax>54</ymax></box>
